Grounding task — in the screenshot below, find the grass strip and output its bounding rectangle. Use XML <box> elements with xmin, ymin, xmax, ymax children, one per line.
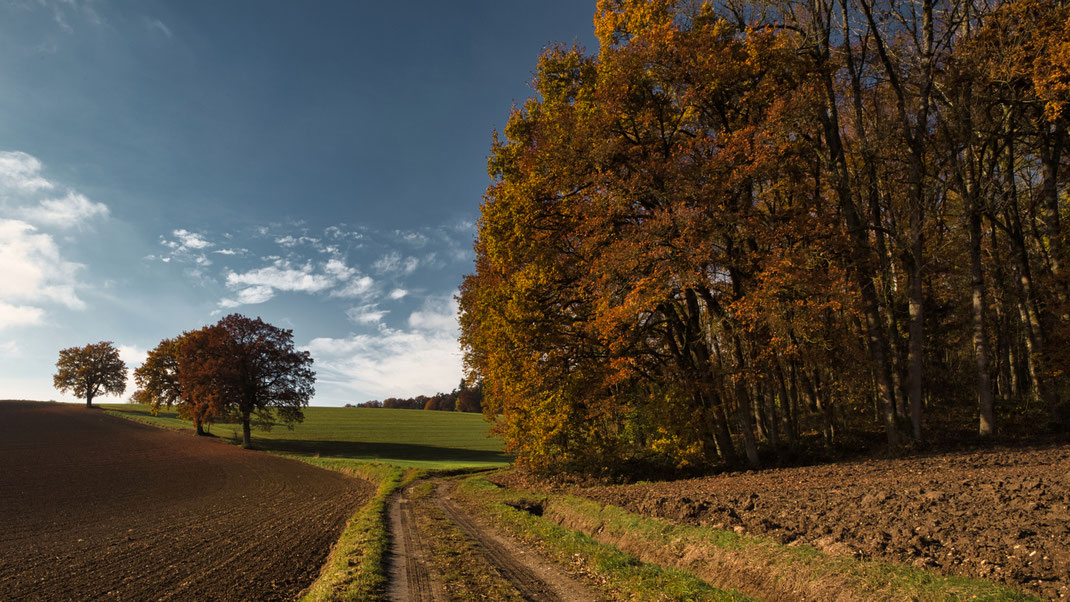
<box><xmin>298</xmin><ymin>461</ymin><xmax>421</xmax><ymax>601</ymax></box>
<box><xmin>462</xmin><ymin>476</ymin><xmax>1040</xmax><ymax>601</ymax></box>
<box><xmin>454</xmin><ymin>476</ymin><xmax>750</xmax><ymax>601</ymax></box>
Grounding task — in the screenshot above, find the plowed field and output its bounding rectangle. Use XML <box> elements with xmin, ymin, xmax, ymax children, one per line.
<box><xmin>571</xmin><ymin>445</ymin><xmax>1070</xmax><ymax>600</ymax></box>
<box><xmin>0</xmin><ymin>401</ymin><xmax>372</xmax><ymax>601</ymax></box>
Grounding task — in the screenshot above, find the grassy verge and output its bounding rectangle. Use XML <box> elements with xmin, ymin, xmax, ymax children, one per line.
<box><xmin>459</xmin><ymin>476</ymin><xmax>1039</xmax><ymax>601</ymax></box>
<box><xmin>298</xmin><ymin>461</ymin><xmax>421</xmax><ymax>601</ymax></box>
<box><xmin>454</xmin><ymin>475</ymin><xmax>750</xmax><ymax>601</ymax></box>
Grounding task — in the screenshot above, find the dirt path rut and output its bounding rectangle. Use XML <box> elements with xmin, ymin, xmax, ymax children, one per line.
<box><xmin>387</xmin><ymin>492</ymin><xmax>440</xmax><ymax>601</ymax></box>
<box><xmin>387</xmin><ymin>478</ymin><xmax>597</xmax><ymax>601</ymax></box>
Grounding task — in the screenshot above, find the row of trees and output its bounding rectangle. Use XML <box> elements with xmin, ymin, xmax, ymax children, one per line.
<box><xmin>353</xmin><ymin>380</ymin><xmax>484</xmax><ymax>412</ymax></box>
<box><xmin>460</xmin><ymin>0</ymin><xmax>1069</xmax><ymax>474</ymax></box>
<box><xmin>52</xmin><ymin>316</ymin><xmax>315</xmax><ymax>449</ymax></box>
<box><xmin>132</xmin><ymin>314</ymin><xmax>315</xmax><ymax>448</ymax></box>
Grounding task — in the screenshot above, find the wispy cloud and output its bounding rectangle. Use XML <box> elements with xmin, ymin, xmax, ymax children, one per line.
<box><xmin>0</xmin><ymin>302</ymin><xmax>45</xmax><ymax>330</ymax></box>
<box><xmin>306</xmin><ymin>330</ymin><xmax>462</xmax><ymax>401</ymax></box>
<box><xmin>346</xmin><ymin>303</ymin><xmax>388</xmax><ymax>324</ymax></box>
<box><xmin>373</xmin><ymin>251</ymin><xmax>419</xmax><ymax>275</ymax></box>
<box><xmin>171</xmin><ymin>229</ymin><xmax>212</xmax><ymax>250</ymax></box>
<box><xmin>146</xmin><ymin>18</ymin><xmax>173</xmax><ymax>39</ymax></box>
<box><xmin>408</xmin><ymin>297</ymin><xmax>459</xmax><ymax>333</ymax></box>
<box><xmin>16</xmin><ymin>191</ymin><xmax>109</xmax><ymax>228</ymax></box>
<box><xmin>0</xmin><ymin>151</ymin><xmax>55</xmax><ymax>192</ymax></box>
<box><xmin>219</xmin><ymin>258</ymin><xmax>369</xmax><ymax>308</ymax></box>
<box><xmin>306</xmin><ymin>296</ymin><xmax>461</xmax><ymax>400</ymax></box>
<box><xmin>331</xmin><ymin>275</ymin><xmax>375</xmax><ymax>299</ymax></box>
<box><xmin>0</xmin><ymin>150</ymin><xmax>110</xmax><ymax>231</ymax></box>
<box><xmin>0</xmin><ymin>219</ymin><xmax>86</xmax><ymax>316</ymax></box>
<box><xmin>226</xmin><ymin>260</ymin><xmax>334</xmax><ymax>293</ymax></box>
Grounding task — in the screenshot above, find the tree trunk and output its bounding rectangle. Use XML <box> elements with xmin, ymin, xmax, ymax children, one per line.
<box><xmin>970</xmin><ymin>201</ymin><xmax>996</xmax><ymax>436</ymax></box>
<box><xmin>734</xmin><ymin>386</ymin><xmax>761</xmax><ymax>468</ymax></box>
<box><xmin>86</xmin><ymin>393</ymin><xmax>93</xmax><ymax>408</ymax></box>
<box><xmin>195</xmin><ymin>421</ymin><xmax>206</xmax><ymax>436</ymax></box>
<box><xmin>1039</xmin><ymin>122</ymin><xmax>1065</xmax><ymax>283</ymax></box>
<box><xmin>816</xmin><ymin>60</ymin><xmax>899</xmax><ymax>447</ymax></box>
<box><xmin>242</xmin><ymin>413</ymin><xmax>252</xmax><ymax>449</ymax></box>
<box><xmin>908</xmin><ymin>237</ymin><xmax>925</xmax><ymax>442</ymax></box>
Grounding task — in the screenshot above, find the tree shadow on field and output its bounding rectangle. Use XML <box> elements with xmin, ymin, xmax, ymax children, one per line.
<box><xmin>242</xmin><ymin>437</ymin><xmax>511</xmax><ymax>465</ymax></box>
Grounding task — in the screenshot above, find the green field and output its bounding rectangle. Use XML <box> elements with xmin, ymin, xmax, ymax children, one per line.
<box><xmin>100</xmin><ymin>404</ymin><xmax>510</xmax><ymax>469</ymax></box>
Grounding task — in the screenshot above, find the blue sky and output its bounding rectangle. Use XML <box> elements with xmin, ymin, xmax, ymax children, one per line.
<box><xmin>0</xmin><ymin>0</ymin><xmax>596</xmax><ymax>405</ymax></box>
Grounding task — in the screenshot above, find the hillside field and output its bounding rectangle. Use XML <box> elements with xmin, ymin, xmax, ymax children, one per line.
<box><xmin>100</xmin><ymin>404</ymin><xmax>509</xmax><ymax>469</ymax></box>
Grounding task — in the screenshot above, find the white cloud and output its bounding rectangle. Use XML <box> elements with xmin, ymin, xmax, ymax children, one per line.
<box><xmin>0</xmin><ymin>151</ymin><xmax>54</xmax><ymax>192</ymax></box>
<box><xmin>275</xmin><ymin>234</ymin><xmax>320</xmax><ymax>248</ymax></box>
<box><xmin>373</xmin><ymin>252</ymin><xmax>419</xmax><ymax>275</ymax></box>
<box><xmin>408</xmin><ymin>297</ymin><xmax>459</xmax><ymax>333</ymax></box>
<box><xmin>325</xmin><ymin>225</ymin><xmax>364</xmax><ymax>241</ymax></box>
<box><xmin>116</xmin><ymin>344</ymin><xmax>147</xmax><ymax>398</ymax></box>
<box><xmin>346</xmin><ymin>304</ymin><xmax>388</xmax><ymax>324</ymax></box>
<box><xmin>0</xmin><ymin>151</ymin><xmax>109</xmax><ymax>231</ymax></box>
<box><xmin>0</xmin><ymin>219</ymin><xmax>85</xmax><ymax>311</ymax></box>
<box><xmin>389</xmin><ymin>288</ymin><xmax>408</xmax><ymax>300</ymax></box>
<box><xmin>305</xmin><ymin>325</ymin><xmax>463</xmax><ymax>400</ymax></box>
<box><xmin>220</xmin><ymin>285</ymin><xmax>275</xmax><ymax>308</ymax></box>
<box><xmin>331</xmin><ymin>275</ymin><xmax>375</xmax><ymax>299</ymax></box>
<box><xmin>146</xmin><ymin>18</ymin><xmax>173</xmax><ymax>39</ymax></box>
<box><xmin>226</xmin><ymin>260</ymin><xmax>333</xmax><ymax>293</ymax></box>
<box><xmin>220</xmin><ymin>259</ymin><xmax>353</xmax><ymax>308</ymax></box>
<box><xmin>0</xmin><ymin>340</ymin><xmax>20</xmax><ymax>356</ymax></box>
<box><xmin>0</xmin><ymin>302</ymin><xmax>44</xmax><ymax>330</ymax></box>
<box><xmin>396</xmin><ymin>230</ymin><xmax>429</xmax><ymax>246</ymax></box>
<box><xmin>324</xmin><ymin>258</ymin><xmax>357</xmax><ymax>280</ymax></box>
<box><xmin>213</xmin><ymin>248</ymin><xmax>245</xmax><ymax>256</ymax></box>
<box><xmin>117</xmin><ymin>344</ymin><xmax>147</xmax><ymax>367</ymax></box>
<box><xmin>16</xmin><ymin>191</ymin><xmax>109</xmax><ymax>228</ymax></box>
<box><xmin>172</xmin><ymin>228</ymin><xmax>212</xmax><ymax>250</ymax></box>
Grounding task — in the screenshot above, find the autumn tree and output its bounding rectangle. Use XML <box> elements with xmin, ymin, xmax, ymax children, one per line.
<box><xmin>461</xmin><ymin>0</ymin><xmax>1068</xmax><ymax>476</ymax></box>
<box><xmin>53</xmin><ymin>341</ymin><xmax>127</xmax><ymax>408</ymax></box>
<box><xmin>133</xmin><ymin>334</ymin><xmax>218</xmax><ymax>436</ymax></box>
<box><xmin>178</xmin><ymin>314</ymin><xmax>315</xmax><ymax>448</ymax></box>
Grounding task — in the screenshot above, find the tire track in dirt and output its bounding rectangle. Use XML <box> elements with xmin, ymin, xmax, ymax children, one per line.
<box><xmin>386</xmin><ymin>477</ymin><xmax>596</xmax><ymax>602</ymax></box>
<box><xmin>388</xmin><ymin>488</ymin><xmax>440</xmax><ymax>601</ymax></box>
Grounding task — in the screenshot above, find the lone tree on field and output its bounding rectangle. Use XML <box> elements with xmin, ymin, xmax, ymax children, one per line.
<box><xmin>179</xmin><ymin>314</ymin><xmax>315</xmax><ymax>448</ymax></box>
<box><xmin>53</xmin><ymin>341</ymin><xmax>127</xmax><ymax>407</ymax></box>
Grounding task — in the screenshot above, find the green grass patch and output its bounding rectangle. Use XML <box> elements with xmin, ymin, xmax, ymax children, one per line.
<box><xmin>454</xmin><ymin>476</ymin><xmax>749</xmax><ymax>601</ymax></box>
<box><xmin>297</xmin><ymin>461</ymin><xmax>420</xmax><ymax>601</ymax></box>
<box><xmin>100</xmin><ymin>404</ymin><xmax>509</xmax><ymax>469</ymax></box>
<box><xmin>463</xmin><ymin>476</ymin><xmax>1039</xmax><ymax>601</ymax></box>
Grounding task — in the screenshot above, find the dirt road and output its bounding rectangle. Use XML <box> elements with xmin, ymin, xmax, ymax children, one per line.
<box><xmin>387</xmin><ymin>478</ymin><xmax>597</xmax><ymax>601</ymax></box>
<box><xmin>0</xmin><ymin>401</ymin><xmax>371</xmax><ymax>601</ymax></box>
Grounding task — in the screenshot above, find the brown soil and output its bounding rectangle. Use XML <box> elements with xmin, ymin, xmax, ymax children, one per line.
<box><xmin>548</xmin><ymin>445</ymin><xmax>1070</xmax><ymax>600</ymax></box>
<box><xmin>0</xmin><ymin>401</ymin><xmax>372</xmax><ymax>601</ymax></box>
<box><xmin>388</xmin><ymin>485</ymin><xmax>445</xmax><ymax>601</ymax></box>
<box><xmin>387</xmin><ymin>478</ymin><xmax>599</xmax><ymax>601</ymax></box>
